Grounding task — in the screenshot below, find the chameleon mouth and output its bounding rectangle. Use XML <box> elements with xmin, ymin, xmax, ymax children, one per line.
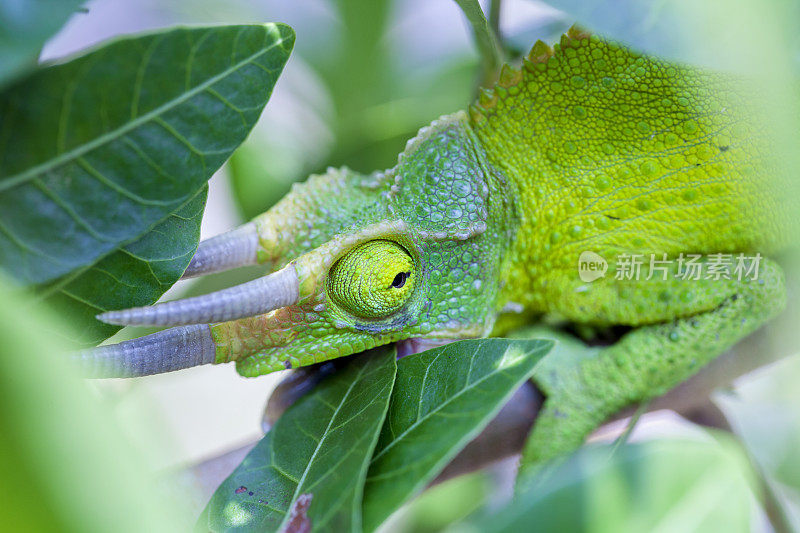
<box><xmin>396</xmin><ymin>337</ymin><xmax>453</xmax><ymax>358</ymax></box>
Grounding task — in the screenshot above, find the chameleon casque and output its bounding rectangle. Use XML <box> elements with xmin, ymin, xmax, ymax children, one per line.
<box><xmin>80</xmin><ymin>26</ymin><xmax>794</xmax><ymax>465</ymax></box>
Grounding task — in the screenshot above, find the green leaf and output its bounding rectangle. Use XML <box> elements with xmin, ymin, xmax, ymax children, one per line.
<box><xmin>34</xmin><ymin>184</ymin><xmax>207</xmax><ymax>346</ymax></box>
<box><xmin>0</xmin><ymin>23</ymin><xmax>294</xmax><ymax>285</ymax></box>
<box><xmin>452</xmin><ymin>439</ymin><xmax>756</xmax><ymax>532</ymax></box>
<box><xmin>452</xmin><ymin>0</ymin><xmax>504</xmax><ymax>85</ymax></box>
<box><xmin>0</xmin><ymin>0</ymin><xmax>85</xmax><ymax>87</ymax></box>
<box><xmin>201</xmin><ymin>347</ymin><xmax>397</xmax><ymax>533</ymax></box>
<box><xmin>361</xmin><ymin>338</ymin><xmax>553</xmax><ymax>531</ymax></box>
<box><xmin>0</xmin><ymin>275</ymin><xmax>187</xmax><ymax>531</ymax></box>
<box><xmin>399</xmin><ymin>472</ymin><xmax>491</xmax><ymax>533</ymax></box>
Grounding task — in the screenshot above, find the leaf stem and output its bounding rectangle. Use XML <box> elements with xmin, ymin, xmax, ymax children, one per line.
<box><xmin>452</xmin><ymin>0</ymin><xmax>505</xmax><ymax>89</ymax></box>
<box><xmin>489</xmin><ymin>0</ymin><xmax>502</xmax><ymax>47</ymax></box>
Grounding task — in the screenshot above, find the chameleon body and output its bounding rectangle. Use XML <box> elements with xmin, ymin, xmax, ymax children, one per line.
<box><xmin>92</xmin><ymin>28</ymin><xmax>793</xmax><ymax>466</ymax></box>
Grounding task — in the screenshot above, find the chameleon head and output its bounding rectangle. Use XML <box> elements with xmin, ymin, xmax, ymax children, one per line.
<box><xmin>80</xmin><ymin>112</ymin><xmax>516</xmax><ymax>377</ymax></box>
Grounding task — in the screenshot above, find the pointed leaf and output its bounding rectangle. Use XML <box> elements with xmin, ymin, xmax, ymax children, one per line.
<box><xmin>714</xmin><ymin>352</ymin><xmax>800</xmax><ymax>531</ymax></box>
<box><xmin>201</xmin><ymin>347</ymin><xmax>397</xmax><ymax>533</ymax></box>
<box><xmin>0</xmin><ymin>23</ymin><xmax>294</xmax><ymax>285</ymax></box>
<box><xmin>362</xmin><ymin>338</ymin><xmax>553</xmax><ymax>531</ymax></box>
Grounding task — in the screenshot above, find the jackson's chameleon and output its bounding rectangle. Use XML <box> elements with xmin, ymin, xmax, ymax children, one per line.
<box><xmin>80</xmin><ymin>26</ymin><xmax>794</xmax><ymax>466</ymax></box>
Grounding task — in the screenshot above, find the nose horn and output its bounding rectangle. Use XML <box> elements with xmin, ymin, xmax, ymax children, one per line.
<box><xmin>74</xmin><ymin>324</ymin><xmax>217</xmax><ymax>378</ymax></box>
<box><xmin>181</xmin><ymin>222</ymin><xmax>260</xmax><ymax>279</ymax></box>
<box><xmin>96</xmin><ymin>265</ymin><xmax>299</xmax><ymax>327</ymax></box>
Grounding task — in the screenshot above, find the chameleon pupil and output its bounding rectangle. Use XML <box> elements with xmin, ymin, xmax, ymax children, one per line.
<box><xmin>327</xmin><ymin>240</ymin><xmax>416</xmax><ymax>318</ymax></box>
<box><xmin>391</xmin><ymin>272</ymin><xmax>409</xmax><ymax>289</ymax></box>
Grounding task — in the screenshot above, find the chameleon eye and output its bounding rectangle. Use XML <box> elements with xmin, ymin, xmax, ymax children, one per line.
<box><xmin>328</xmin><ymin>240</ymin><xmax>416</xmax><ymax>318</ymax></box>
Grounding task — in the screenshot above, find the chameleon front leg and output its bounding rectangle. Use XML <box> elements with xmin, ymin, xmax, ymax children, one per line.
<box><xmin>520</xmin><ymin>258</ymin><xmax>786</xmax><ymax>474</ymax></box>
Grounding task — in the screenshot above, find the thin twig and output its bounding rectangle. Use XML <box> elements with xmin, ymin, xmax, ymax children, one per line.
<box><xmin>610</xmin><ymin>400</ymin><xmax>649</xmax><ymax>458</ymax></box>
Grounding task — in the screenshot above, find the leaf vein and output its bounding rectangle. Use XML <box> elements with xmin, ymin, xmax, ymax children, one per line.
<box><xmin>76</xmin><ymin>156</ymin><xmax>177</xmax><ymax>207</ymax></box>
<box><xmin>0</xmin><ymin>33</ymin><xmax>287</xmax><ymax>192</ymax></box>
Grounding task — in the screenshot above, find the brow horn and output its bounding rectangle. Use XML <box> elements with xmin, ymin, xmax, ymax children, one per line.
<box><xmin>96</xmin><ymin>265</ymin><xmax>299</xmax><ymax>327</ymax></box>
<box><xmin>181</xmin><ymin>222</ymin><xmax>260</xmax><ymax>279</ymax></box>
<box><xmin>74</xmin><ymin>324</ymin><xmax>217</xmax><ymax>378</ymax></box>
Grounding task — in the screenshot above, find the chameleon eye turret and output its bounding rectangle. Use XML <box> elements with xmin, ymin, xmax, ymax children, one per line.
<box><xmin>327</xmin><ymin>240</ymin><xmax>416</xmax><ymax>319</ymax></box>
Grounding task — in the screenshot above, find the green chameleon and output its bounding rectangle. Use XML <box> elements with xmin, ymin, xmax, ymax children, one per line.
<box><xmin>79</xmin><ymin>26</ymin><xmax>794</xmax><ymax>467</ymax></box>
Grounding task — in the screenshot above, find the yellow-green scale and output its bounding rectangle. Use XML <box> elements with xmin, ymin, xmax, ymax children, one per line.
<box><xmin>469</xmin><ymin>32</ymin><xmax>787</xmax><ymax>314</ymax></box>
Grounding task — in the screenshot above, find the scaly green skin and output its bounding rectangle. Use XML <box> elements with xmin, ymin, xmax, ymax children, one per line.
<box><xmin>209</xmin><ymin>28</ymin><xmax>791</xmax><ymax>466</ymax></box>
<box><xmin>473</xmin><ymin>30</ymin><xmax>790</xmax><ymax>317</ymax></box>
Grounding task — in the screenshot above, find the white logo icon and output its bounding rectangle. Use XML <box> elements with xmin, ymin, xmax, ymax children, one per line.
<box><xmin>578</xmin><ymin>251</ymin><xmax>607</xmax><ymax>282</ymax></box>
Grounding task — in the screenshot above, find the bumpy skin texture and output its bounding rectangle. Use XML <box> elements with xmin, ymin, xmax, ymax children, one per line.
<box><xmin>213</xmin><ymin>116</ymin><xmax>512</xmax><ymax>376</ymax></box>
<box><xmin>472</xmin><ymin>30</ymin><xmax>790</xmax><ymax>320</ymax></box>
<box><xmin>208</xmin><ymin>28</ymin><xmax>790</xmax><ymax>464</ymax></box>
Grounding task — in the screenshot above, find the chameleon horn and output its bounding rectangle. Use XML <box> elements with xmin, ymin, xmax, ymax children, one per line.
<box><xmin>181</xmin><ymin>222</ymin><xmax>259</xmax><ymax>279</ymax></box>
<box><xmin>74</xmin><ymin>324</ymin><xmax>217</xmax><ymax>377</ymax></box>
<box><xmin>96</xmin><ymin>265</ymin><xmax>299</xmax><ymax>327</ymax></box>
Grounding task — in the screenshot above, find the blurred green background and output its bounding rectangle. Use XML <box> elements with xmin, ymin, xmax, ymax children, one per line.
<box><xmin>3</xmin><ymin>0</ymin><xmax>800</xmax><ymax>531</ymax></box>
